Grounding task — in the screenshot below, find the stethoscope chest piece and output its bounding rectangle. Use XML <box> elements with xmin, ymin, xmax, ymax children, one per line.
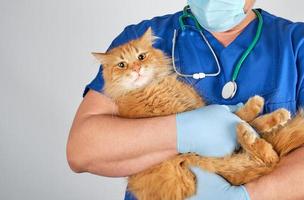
<box><xmin>222</xmin><ymin>81</ymin><xmax>238</xmax><ymax>99</ymax></box>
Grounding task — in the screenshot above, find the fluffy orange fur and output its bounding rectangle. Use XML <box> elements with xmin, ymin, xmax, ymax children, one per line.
<box><xmin>93</xmin><ymin>28</ymin><xmax>304</xmax><ymax>200</ymax></box>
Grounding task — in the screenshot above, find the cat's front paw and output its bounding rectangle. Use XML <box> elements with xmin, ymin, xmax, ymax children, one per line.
<box><xmin>236</xmin><ymin>95</ymin><xmax>265</xmax><ymax>122</ymax></box>
<box><xmin>236</xmin><ymin>122</ymin><xmax>259</xmax><ymax>146</ymax></box>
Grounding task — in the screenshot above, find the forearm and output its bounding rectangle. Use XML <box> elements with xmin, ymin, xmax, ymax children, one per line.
<box><xmin>246</xmin><ymin>146</ymin><xmax>304</xmax><ymax>200</ymax></box>
<box><xmin>87</xmin><ymin>149</ymin><xmax>176</xmax><ymax>177</ymax></box>
<box><xmin>67</xmin><ymin>113</ymin><xmax>177</xmax><ymax>175</ymax></box>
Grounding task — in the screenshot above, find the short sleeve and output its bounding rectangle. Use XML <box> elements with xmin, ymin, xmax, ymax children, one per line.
<box><xmin>83</xmin><ymin>26</ymin><xmax>139</xmax><ymax>97</ymax></box>
<box><xmin>83</xmin><ymin>65</ymin><xmax>105</xmax><ymax>97</ymax></box>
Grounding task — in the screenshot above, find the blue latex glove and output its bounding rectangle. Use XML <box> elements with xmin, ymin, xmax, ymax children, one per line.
<box><xmin>187</xmin><ymin>167</ymin><xmax>251</xmax><ymax>200</ymax></box>
<box><xmin>176</xmin><ymin>104</ymin><xmax>243</xmax><ymax>157</ymax></box>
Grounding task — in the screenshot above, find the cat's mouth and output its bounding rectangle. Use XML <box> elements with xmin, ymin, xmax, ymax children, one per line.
<box><xmin>134</xmin><ymin>74</ymin><xmax>145</xmax><ymax>81</ymax></box>
<box><xmin>133</xmin><ymin>74</ymin><xmax>147</xmax><ymax>83</ymax></box>
<box><xmin>131</xmin><ymin>71</ymin><xmax>153</xmax><ymax>87</ymax></box>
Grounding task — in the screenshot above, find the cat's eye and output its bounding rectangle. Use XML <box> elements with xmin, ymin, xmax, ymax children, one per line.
<box><xmin>138</xmin><ymin>53</ymin><xmax>146</xmax><ymax>61</ymax></box>
<box><xmin>117</xmin><ymin>62</ymin><xmax>127</xmax><ymax>69</ymax></box>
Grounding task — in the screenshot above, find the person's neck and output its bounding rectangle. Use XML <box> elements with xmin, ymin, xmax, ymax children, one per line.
<box><xmin>212</xmin><ymin>10</ymin><xmax>257</xmax><ymax>47</ymax></box>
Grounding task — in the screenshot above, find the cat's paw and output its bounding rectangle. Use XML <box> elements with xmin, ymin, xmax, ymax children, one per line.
<box><xmin>247</xmin><ymin>95</ymin><xmax>265</xmax><ymax>114</ymax></box>
<box><xmin>236</xmin><ymin>122</ymin><xmax>258</xmax><ymax>146</ymax></box>
<box><xmin>252</xmin><ymin>108</ymin><xmax>291</xmax><ymax>134</ymax></box>
<box><xmin>236</xmin><ymin>95</ymin><xmax>265</xmax><ymax>122</ymax></box>
<box><xmin>274</xmin><ymin>108</ymin><xmax>291</xmax><ymax>125</ymax></box>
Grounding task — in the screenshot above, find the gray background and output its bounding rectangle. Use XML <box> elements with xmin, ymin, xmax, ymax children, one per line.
<box><xmin>0</xmin><ymin>0</ymin><xmax>303</xmax><ymax>199</ymax></box>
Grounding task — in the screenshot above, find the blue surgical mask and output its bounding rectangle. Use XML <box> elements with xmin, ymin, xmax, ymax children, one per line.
<box><xmin>187</xmin><ymin>0</ymin><xmax>247</xmax><ymax>32</ymax></box>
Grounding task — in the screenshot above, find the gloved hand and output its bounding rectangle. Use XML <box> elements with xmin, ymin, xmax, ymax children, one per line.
<box><xmin>187</xmin><ymin>167</ymin><xmax>251</xmax><ymax>200</ymax></box>
<box><xmin>176</xmin><ymin>104</ymin><xmax>244</xmax><ymax>157</ymax></box>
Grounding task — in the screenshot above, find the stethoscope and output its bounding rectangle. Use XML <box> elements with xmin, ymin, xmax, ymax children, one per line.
<box><xmin>172</xmin><ymin>6</ymin><xmax>264</xmax><ymax>99</ymax></box>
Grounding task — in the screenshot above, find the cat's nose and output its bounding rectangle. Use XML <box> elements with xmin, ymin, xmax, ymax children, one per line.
<box><xmin>133</xmin><ymin>63</ymin><xmax>141</xmax><ymax>73</ymax></box>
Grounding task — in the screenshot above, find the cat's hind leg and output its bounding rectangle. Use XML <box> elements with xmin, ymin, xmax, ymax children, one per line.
<box><xmin>182</xmin><ymin>123</ymin><xmax>280</xmax><ymax>185</ymax></box>
<box><xmin>183</xmin><ymin>109</ymin><xmax>289</xmax><ymax>186</ymax></box>
<box><xmin>208</xmin><ymin>123</ymin><xmax>280</xmax><ymax>185</ymax></box>
<box><xmin>236</xmin><ymin>123</ymin><xmax>279</xmax><ymax>166</ymax></box>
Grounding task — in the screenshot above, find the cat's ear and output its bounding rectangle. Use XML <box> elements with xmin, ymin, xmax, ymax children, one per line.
<box><xmin>139</xmin><ymin>27</ymin><xmax>156</xmax><ymax>46</ymax></box>
<box><xmin>92</xmin><ymin>52</ymin><xmax>108</xmax><ymax>65</ymax></box>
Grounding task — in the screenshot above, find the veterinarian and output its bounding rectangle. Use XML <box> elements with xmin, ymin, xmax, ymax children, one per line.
<box><xmin>67</xmin><ymin>0</ymin><xmax>304</xmax><ymax>199</ymax></box>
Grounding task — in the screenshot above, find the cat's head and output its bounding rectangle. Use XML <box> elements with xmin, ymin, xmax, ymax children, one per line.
<box><xmin>93</xmin><ymin>27</ymin><xmax>172</xmax><ymax>98</ymax></box>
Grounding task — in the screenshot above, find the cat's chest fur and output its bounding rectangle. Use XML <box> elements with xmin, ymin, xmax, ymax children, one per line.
<box><xmin>114</xmin><ymin>75</ymin><xmax>205</xmax><ymax>118</ymax></box>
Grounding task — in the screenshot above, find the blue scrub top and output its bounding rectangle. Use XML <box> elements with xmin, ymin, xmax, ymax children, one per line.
<box><xmin>83</xmin><ymin>9</ymin><xmax>304</xmax><ymax>200</ymax></box>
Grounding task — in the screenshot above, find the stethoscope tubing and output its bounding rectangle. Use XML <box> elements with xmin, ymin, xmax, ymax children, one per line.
<box><xmin>172</xmin><ymin>8</ymin><xmax>263</xmax><ymax>83</ymax></box>
<box><xmin>172</xmin><ymin>29</ymin><xmax>221</xmax><ymax>79</ymax></box>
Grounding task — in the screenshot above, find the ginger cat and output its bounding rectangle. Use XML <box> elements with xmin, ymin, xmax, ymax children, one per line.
<box><xmin>93</xmin><ymin>28</ymin><xmax>304</xmax><ymax>200</ymax></box>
